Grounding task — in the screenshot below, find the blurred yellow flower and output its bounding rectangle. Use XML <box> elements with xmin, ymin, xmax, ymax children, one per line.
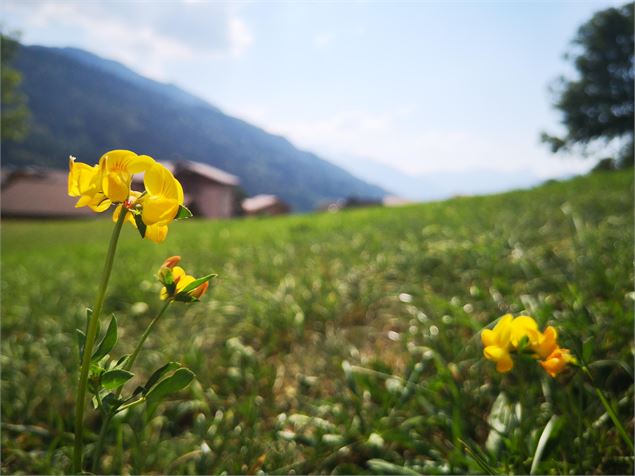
<box><xmin>509</xmin><ymin>315</ymin><xmax>540</xmax><ymax>348</ymax></box>
<box><xmin>98</xmin><ymin>150</ymin><xmax>155</xmax><ymax>203</ymax></box>
<box><xmin>482</xmin><ymin>314</ymin><xmax>575</xmax><ymax>377</ymax></box>
<box><xmin>482</xmin><ymin>314</ymin><xmax>514</xmax><ymax>373</ymax></box>
<box><xmin>540</xmin><ymin>346</ymin><xmax>577</xmax><ymax>377</ymax></box>
<box><xmin>532</xmin><ymin>326</ymin><xmax>559</xmax><ymax>359</ymax></box>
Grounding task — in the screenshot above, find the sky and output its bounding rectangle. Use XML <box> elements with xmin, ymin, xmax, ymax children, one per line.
<box><xmin>1</xmin><ymin>0</ymin><xmax>627</xmax><ymax>183</ymax></box>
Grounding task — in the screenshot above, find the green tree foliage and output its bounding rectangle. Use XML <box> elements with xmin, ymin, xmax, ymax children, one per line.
<box><xmin>1</xmin><ymin>33</ymin><xmax>30</xmax><ymax>142</ymax></box>
<box><xmin>542</xmin><ymin>2</ymin><xmax>634</xmax><ymax>167</ymax></box>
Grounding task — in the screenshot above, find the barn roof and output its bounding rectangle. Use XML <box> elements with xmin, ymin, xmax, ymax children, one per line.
<box><xmin>161</xmin><ymin>160</ymin><xmax>239</xmax><ymax>186</ymax></box>
<box><xmin>242</xmin><ymin>194</ymin><xmax>281</xmax><ymax>213</ymax></box>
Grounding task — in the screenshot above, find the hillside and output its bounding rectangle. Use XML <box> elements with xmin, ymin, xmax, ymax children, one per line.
<box><xmin>2</xmin><ymin>170</ymin><xmax>633</xmax><ymax>475</ymax></box>
<box><xmin>2</xmin><ymin>43</ymin><xmax>386</xmax><ymax>211</ymax></box>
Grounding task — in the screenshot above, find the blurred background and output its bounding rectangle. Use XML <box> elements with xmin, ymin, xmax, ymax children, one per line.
<box><xmin>1</xmin><ymin>1</ymin><xmax>633</xmax><ymax>475</ymax></box>
<box><xmin>1</xmin><ymin>0</ymin><xmax>631</xmax><ymax>214</ymax></box>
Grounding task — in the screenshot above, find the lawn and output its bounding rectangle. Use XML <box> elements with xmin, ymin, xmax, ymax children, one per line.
<box><xmin>1</xmin><ymin>170</ymin><xmax>633</xmax><ymax>474</ymax></box>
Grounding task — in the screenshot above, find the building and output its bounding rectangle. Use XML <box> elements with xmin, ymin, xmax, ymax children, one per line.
<box><xmin>1</xmin><ymin>167</ymin><xmax>94</xmax><ymax>218</ymax></box>
<box><xmin>137</xmin><ymin>161</ymin><xmax>240</xmax><ymax>219</ymax></box>
<box><xmin>242</xmin><ymin>194</ymin><xmax>290</xmax><ymax>216</ymax></box>
<box><xmin>2</xmin><ymin>160</ymin><xmax>240</xmax><ymax>219</ymax></box>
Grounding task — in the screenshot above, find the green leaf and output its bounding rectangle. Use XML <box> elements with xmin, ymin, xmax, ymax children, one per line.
<box><xmin>102</xmin><ymin>393</ymin><xmax>124</xmax><ymax>413</ymax></box>
<box><xmin>144</xmin><ymin>362</ymin><xmax>181</xmax><ymax>394</ymax></box>
<box><xmin>76</xmin><ymin>329</ymin><xmax>86</xmax><ymax>360</ymax></box>
<box><xmin>115</xmin><ymin>354</ymin><xmax>130</xmax><ymax>368</ymax></box>
<box><xmin>101</xmin><ymin>369</ymin><xmax>134</xmax><ymax>390</ymax></box>
<box><xmin>134</xmin><ymin>213</ymin><xmax>147</xmax><ymax>238</ymax></box>
<box><xmin>174</xmin><ymin>205</ymin><xmax>193</xmax><ymax>220</ymax></box>
<box><xmin>179</xmin><ymin>273</ymin><xmax>217</xmax><ymax>295</ymax></box>
<box><xmin>161</xmin><ymin>268</ymin><xmax>177</xmax><ymax>296</ymax></box>
<box><xmin>145</xmin><ymin>368</ymin><xmax>195</xmax><ymax>416</ymax></box>
<box><xmin>92</xmin><ymin>315</ymin><xmax>118</xmax><ymax>362</ymax></box>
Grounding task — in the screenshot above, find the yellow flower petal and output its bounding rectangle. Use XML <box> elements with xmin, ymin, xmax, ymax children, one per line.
<box><xmin>176</xmin><ymin>275</ymin><xmax>196</xmax><ymax>293</ymax></box>
<box><xmin>481</xmin><ymin>329</ymin><xmax>496</xmax><ymax>347</ymax></box>
<box><xmin>484</xmin><ymin>345</ymin><xmax>514</xmax><ymax>373</ymax></box>
<box><xmin>510</xmin><ymin>316</ymin><xmax>540</xmax><ymax>348</ymax></box>
<box><xmin>98</xmin><ymin>150</ymin><xmax>155</xmax><ymax>202</ymax></box>
<box><xmin>484</xmin><ymin>345</ymin><xmax>507</xmax><ymax>361</ymax></box>
<box><xmin>144</xmin><ymin>163</ymin><xmax>182</xmax><ymax>202</ymax></box>
<box><xmin>141</xmin><ymin>196</ymin><xmax>180</xmax><ymax>226</ymax></box>
<box><xmin>172</xmin><ymin>266</ymin><xmax>186</xmax><ymax>282</ymax></box>
<box><xmin>99</xmin><ymin>150</ymin><xmax>154</xmax><ymax>174</ymax></box>
<box><xmin>102</xmin><ymin>170</ymin><xmax>131</xmax><ymax>203</ymax></box>
<box><xmin>68</xmin><ymin>157</ymin><xmax>98</xmax><ymax>197</ymax></box>
<box><xmin>534</xmin><ymin>326</ymin><xmax>559</xmax><ymax>359</ymax></box>
<box><xmin>144</xmin><ymin>224</ymin><xmax>168</xmax><ymax>243</ymax></box>
<box><xmin>496</xmin><ymin>354</ymin><xmax>514</xmax><ymax>373</ymax></box>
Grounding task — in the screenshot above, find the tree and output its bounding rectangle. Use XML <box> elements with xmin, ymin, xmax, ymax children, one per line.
<box><xmin>1</xmin><ymin>32</ymin><xmax>30</xmax><ymax>142</ymax></box>
<box><xmin>542</xmin><ymin>2</ymin><xmax>634</xmax><ymax>167</ymax></box>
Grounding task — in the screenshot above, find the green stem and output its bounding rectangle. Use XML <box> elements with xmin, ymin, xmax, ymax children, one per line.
<box><xmin>124</xmin><ymin>300</ymin><xmax>172</xmax><ymax>373</ymax></box>
<box><xmin>582</xmin><ymin>366</ymin><xmax>633</xmax><ymax>448</ymax></box>
<box><xmin>73</xmin><ymin>208</ymin><xmax>128</xmax><ymax>474</ymax></box>
<box><xmin>91</xmin><ymin>299</ymin><xmax>172</xmax><ymax>473</ymax></box>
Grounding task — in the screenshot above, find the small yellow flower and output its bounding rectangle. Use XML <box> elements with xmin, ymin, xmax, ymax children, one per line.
<box><xmin>540</xmin><ymin>346</ymin><xmax>576</xmax><ymax>377</ymax></box>
<box><xmin>160</xmin><ymin>266</ymin><xmax>194</xmax><ymax>300</ymax></box>
<box><xmin>482</xmin><ymin>313</ymin><xmax>574</xmax><ymax>376</ymax></box>
<box><xmin>98</xmin><ymin>150</ymin><xmax>155</xmax><ymax>203</ymax></box>
<box><xmin>158</xmin><ymin>262</ymin><xmax>212</xmax><ymax>302</ymax></box>
<box><xmin>68</xmin><ymin>156</ymin><xmax>111</xmax><ymax>212</ymax></box>
<box><xmin>532</xmin><ymin>325</ymin><xmax>559</xmax><ymax>359</ymax></box>
<box><xmin>482</xmin><ymin>314</ymin><xmax>514</xmax><ymax>373</ymax></box>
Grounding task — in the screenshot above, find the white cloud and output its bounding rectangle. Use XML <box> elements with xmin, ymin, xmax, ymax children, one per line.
<box><xmin>2</xmin><ymin>0</ymin><xmax>253</xmax><ymax>79</ymax></box>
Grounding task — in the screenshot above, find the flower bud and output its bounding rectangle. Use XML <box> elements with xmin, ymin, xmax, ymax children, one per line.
<box><xmin>161</xmin><ymin>256</ymin><xmax>181</xmax><ymax>269</ymax></box>
<box><xmin>190</xmin><ymin>281</ymin><xmax>209</xmax><ymax>299</ymax></box>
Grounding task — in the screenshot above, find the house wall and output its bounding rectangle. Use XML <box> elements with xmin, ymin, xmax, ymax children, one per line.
<box><xmin>175</xmin><ymin>171</ymin><xmax>235</xmax><ymax>218</ymax></box>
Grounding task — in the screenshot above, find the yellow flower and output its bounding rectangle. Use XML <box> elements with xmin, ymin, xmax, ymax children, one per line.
<box><xmin>482</xmin><ymin>314</ymin><xmax>514</xmax><ymax>373</ymax></box>
<box><xmin>159</xmin><ymin>262</ymin><xmax>213</xmax><ymax>302</ymax></box>
<box><xmin>532</xmin><ymin>326</ymin><xmax>559</xmax><ymax>359</ymax></box>
<box><xmin>68</xmin><ymin>156</ymin><xmax>111</xmax><ymax>212</ymax></box>
<box><xmin>111</xmin><ymin>163</ymin><xmax>184</xmax><ymax>243</ymax></box>
<box><xmin>509</xmin><ymin>315</ymin><xmax>541</xmax><ymax>349</ymax></box>
<box><xmin>540</xmin><ymin>346</ymin><xmax>576</xmax><ymax>377</ymax></box>
<box><xmin>482</xmin><ymin>313</ymin><xmax>573</xmax><ymax>376</ymax></box>
<box><xmin>98</xmin><ymin>150</ymin><xmax>155</xmax><ymax>203</ymax></box>
<box><xmin>140</xmin><ymin>162</ymin><xmax>184</xmax><ymax>227</ymax></box>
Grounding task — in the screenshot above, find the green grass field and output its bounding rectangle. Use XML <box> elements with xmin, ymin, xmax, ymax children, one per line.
<box><xmin>2</xmin><ymin>170</ymin><xmax>633</xmax><ymax>475</ymax></box>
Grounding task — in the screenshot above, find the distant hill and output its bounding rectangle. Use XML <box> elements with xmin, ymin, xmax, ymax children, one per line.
<box><xmin>2</xmin><ymin>44</ymin><xmax>386</xmax><ymax>212</ymax></box>
<box><xmin>328</xmin><ymin>153</ymin><xmax>544</xmax><ymax>201</ymax></box>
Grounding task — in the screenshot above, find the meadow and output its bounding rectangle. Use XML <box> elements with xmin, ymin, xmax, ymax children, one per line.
<box><xmin>1</xmin><ymin>170</ymin><xmax>633</xmax><ymax>475</ymax></box>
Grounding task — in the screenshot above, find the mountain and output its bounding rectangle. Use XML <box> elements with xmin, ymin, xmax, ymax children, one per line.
<box><xmin>327</xmin><ymin>153</ymin><xmax>544</xmax><ymax>201</ymax></box>
<box><xmin>2</xmin><ymin>44</ymin><xmax>386</xmax><ymax>212</ymax></box>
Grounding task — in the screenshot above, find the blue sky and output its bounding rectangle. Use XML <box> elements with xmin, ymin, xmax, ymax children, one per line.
<box><xmin>2</xmin><ymin>0</ymin><xmax>626</xmax><ymax>182</ymax></box>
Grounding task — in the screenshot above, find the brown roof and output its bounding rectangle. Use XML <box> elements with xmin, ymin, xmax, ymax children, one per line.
<box><xmin>1</xmin><ymin>168</ymin><xmax>94</xmax><ymax>218</ymax></box>
<box><xmin>136</xmin><ymin>160</ymin><xmax>239</xmax><ymax>186</ymax></box>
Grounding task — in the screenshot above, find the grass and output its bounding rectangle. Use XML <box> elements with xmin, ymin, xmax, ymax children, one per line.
<box><xmin>1</xmin><ymin>170</ymin><xmax>633</xmax><ymax>474</ymax></box>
